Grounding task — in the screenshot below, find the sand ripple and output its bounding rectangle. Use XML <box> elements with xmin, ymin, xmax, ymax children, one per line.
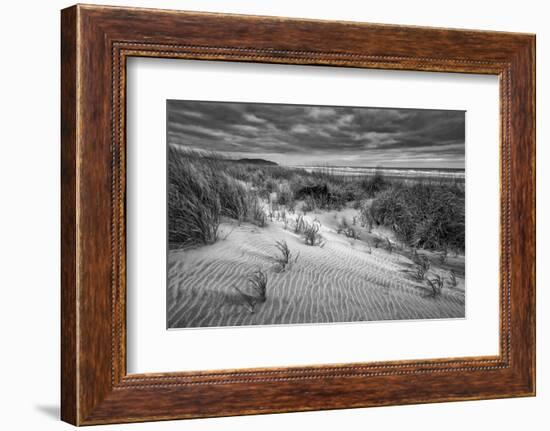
<box><xmin>168</xmin><ymin>216</ymin><xmax>465</xmax><ymax>328</ymax></box>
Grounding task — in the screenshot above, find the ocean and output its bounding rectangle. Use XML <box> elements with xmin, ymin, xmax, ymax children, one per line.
<box><xmin>299</xmin><ymin>165</ymin><xmax>465</xmax><ymax>182</ymax></box>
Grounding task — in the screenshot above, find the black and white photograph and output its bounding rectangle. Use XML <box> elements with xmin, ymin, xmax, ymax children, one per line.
<box><xmin>1</xmin><ymin>0</ymin><xmax>541</xmax><ymax>429</ymax></box>
<box><xmin>167</xmin><ymin>100</ymin><xmax>466</xmax><ymax>328</ymax></box>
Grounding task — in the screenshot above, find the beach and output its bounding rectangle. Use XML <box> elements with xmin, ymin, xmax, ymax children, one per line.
<box><xmin>168</xmin><ymin>203</ymin><xmax>465</xmax><ymax>328</ymax></box>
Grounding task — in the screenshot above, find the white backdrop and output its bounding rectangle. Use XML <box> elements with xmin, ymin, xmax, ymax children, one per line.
<box><xmin>127</xmin><ymin>58</ymin><xmax>499</xmax><ymax>373</ymax></box>
<box><xmin>0</xmin><ymin>1</ymin><xmax>547</xmax><ymax>430</ymax></box>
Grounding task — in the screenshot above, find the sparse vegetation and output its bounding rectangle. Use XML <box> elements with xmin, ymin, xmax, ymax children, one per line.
<box><xmin>273</xmin><ymin>240</ymin><xmax>299</xmax><ymax>271</ymax></box>
<box><xmin>336</xmin><ymin>217</ymin><xmax>360</xmax><ymax>239</ymax></box>
<box><xmin>412</xmin><ymin>254</ymin><xmax>431</xmax><ymax>281</ymax></box>
<box><xmin>232</xmin><ymin>269</ymin><xmax>269</xmax><ymax>313</ymax></box>
<box><xmin>294</xmin><ymin>214</ymin><xmax>306</xmax><ymax>234</ymax></box>
<box><xmin>302</xmin><ymin>222</ymin><xmax>325</xmax><ymax>247</ymax></box>
<box><xmin>336</xmin><ymin>217</ymin><xmax>349</xmax><ymax>234</ymax></box>
<box><xmin>232</xmin><ymin>286</ymin><xmax>257</xmax><ymax>313</ymax></box>
<box><xmin>439</xmin><ymin>248</ymin><xmax>449</xmax><ymax>264</ymax></box>
<box><xmin>248</xmin><ymin>269</ymin><xmax>268</xmax><ymax>301</ymax></box>
<box><xmin>426</xmin><ymin>274</ymin><xmax>445</xmax><ymax>296</ymax></box>
<box><xmin>448</xmin><ymin>270</ymin><xmax>458</xmax><ymax>288</ymax></box>
<box><xmin>346</xmin><ymin>227</ymin><xmax>360</xmax><ymax>240</ymax></box>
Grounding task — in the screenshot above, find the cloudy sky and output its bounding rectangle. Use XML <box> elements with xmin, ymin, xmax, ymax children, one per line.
<box><xmin>167</xmin><ymin>100</ymin><xmax>465</xmax><ymax>169</ymax></box>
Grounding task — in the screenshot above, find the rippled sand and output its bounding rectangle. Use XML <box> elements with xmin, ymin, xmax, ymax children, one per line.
<box><xmin>167</xmin><ymin>210</ymin><xmax>465</xmax><ymax>328</ymax></box>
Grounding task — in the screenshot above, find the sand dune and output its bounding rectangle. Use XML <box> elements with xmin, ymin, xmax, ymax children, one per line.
<box><xmin>167</xmin><ymin>208</ymin><xmax>465</xmax><ymax>328</ymax></box>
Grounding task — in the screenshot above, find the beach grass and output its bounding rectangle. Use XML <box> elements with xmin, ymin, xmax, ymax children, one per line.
<box><xmin>168</xmin><ymin>146</ymin><xmax>465</xmax><ymax>255</ymax></box>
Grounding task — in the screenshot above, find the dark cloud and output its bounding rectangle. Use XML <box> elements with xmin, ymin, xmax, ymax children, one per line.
<box><xmin>167</xmin><ymin>100</ymin><xmax>465</xmax><ymax>168</ymax></box>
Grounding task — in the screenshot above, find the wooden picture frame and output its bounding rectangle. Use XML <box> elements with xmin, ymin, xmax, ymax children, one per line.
<box><xmin>61</xmin><ymin>4</ymin><xmax>535</xmax><ymax>425</ymax></box>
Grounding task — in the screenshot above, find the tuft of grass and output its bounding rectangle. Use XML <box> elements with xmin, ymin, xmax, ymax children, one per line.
<box><xmin>232</xmin><ymin>286</ymin><xmax>257</xmax><ymax>313</ymax></box>
<box><xmin>276</xmin><ymin>183</ymin><xmax>294</xmax><ymax>207</ymax></box>
<box><xmin>336</xmin><ymin>217</ymin><xmax>349</xmax><ymax>234</ymax></box>
<box><xmin>232</xmin><ymin>269</ymin><xmax>268</xmax><ymax>313</ymax></box>
<box><xmin>248</xmin><ymin>269</ymin><xmax>268</xmax><ymax>302</ymax></box>
<box><xmin>336</xmin><ymin>218</ymin><xmax>360</xmax><ymax>240</ymax></box>
<box><xmin>302</xmin><ymin>222</ymin><xmax>325</xmax><ymax>247</ymax></box>
<box><xmin>448</xmin><ymin>270</ymin><xmax>458</xmax><ymax>288</ymax></box>
<box><xmin>294</xmin><ymin>214</ymin><xmax>305</xmax><ymax>234</ymax></box>
<box><xmin>168</xmin><ymin>148</ymin><xmax>222</xmax><ymax>246</ymax></box>
<box><xmin>412</xmin><ymin>254</ymin><xmax>431</xmax><ymax>281</ymax></box>
<box><xmin>249</xmin><ymin>196</ymin><xmax>267</xmax><ymax>227</ymax></box>
<box><xmin>426</xmin><ymin>274</ymin><xmax>445</xmax><ymax>296</ymax></box>
<box><xmin>273</xmin><ymin>240</ymin><xmax>299</xmax><ymax>271</ymax></box>
<box><xmin>215</xmin><ymin>172</ymin><xmax>248</xmax><ymax>221</ymax></box>
<box><xmin>347</xmin><ymin>227</ymin><xmax>360</xmax><ymax>240</ymax></box>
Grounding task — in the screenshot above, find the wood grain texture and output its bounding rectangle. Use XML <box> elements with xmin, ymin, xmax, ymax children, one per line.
<box><xmin>60</xmin><ymin>4</ymin><xmax>536</xmax><ymax>425</ymax></box>
<box><xmin>60</xmin><ymin>5</ymin><xmax>78</xmax><ymax>425</ymax></box>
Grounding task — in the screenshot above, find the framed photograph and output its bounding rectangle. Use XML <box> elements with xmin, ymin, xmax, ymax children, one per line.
<box><xmin>61</xmin><ymin>4</ymin><xmax>535</xmax><ymax>425</ymax></box>
<box><xmin>165</xmin><ymin>100</ymin><xmax>467</xmax><ymax>329</ymax></box>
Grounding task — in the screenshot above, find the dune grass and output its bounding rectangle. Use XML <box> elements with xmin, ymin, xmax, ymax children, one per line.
<box><xmin>365</xmin><ymin>182</ymin><xmax>465</xmax><ymax>252</ymax></box>
<box><xmin>168</xmin><ymin>146</ymin><xmax>465</xmax><ymax>257</ymax></box>
<box><xmin>272</xmin><ymin>240</ymin><xmax>299</xmax><ymax>271</ymax></box>
<box><xmin>426</xmin><ymin>274</ymin><xmax>445</xmax><ymax>297</ymax></box>
<box><xmin>302</xmin><ymin>222</ymin><xmax>325</xmax><ymax>247</ymax></box>
<box><xmin>337</xmin><ymin>217</ymin><xmax>361</xmax><ymax>240</ymax></box>
<box><xmin>448</xmin><ymin>270</ymin><xmax>458</xmax><ymax>288</ymax></box>
<box><xmin>231</xmin><ymin>269</ymin><xmax>269</xmax><ymax>313</ymax></box>
<box><xmin>412</xmin><ymin>253</ymin><xmax>431</xmax><ymax>281</ymax></box>
<box><xmin>168</xmin><ymin>149</ymin><xmax>222</xmax><ymax>246</ymax></box>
